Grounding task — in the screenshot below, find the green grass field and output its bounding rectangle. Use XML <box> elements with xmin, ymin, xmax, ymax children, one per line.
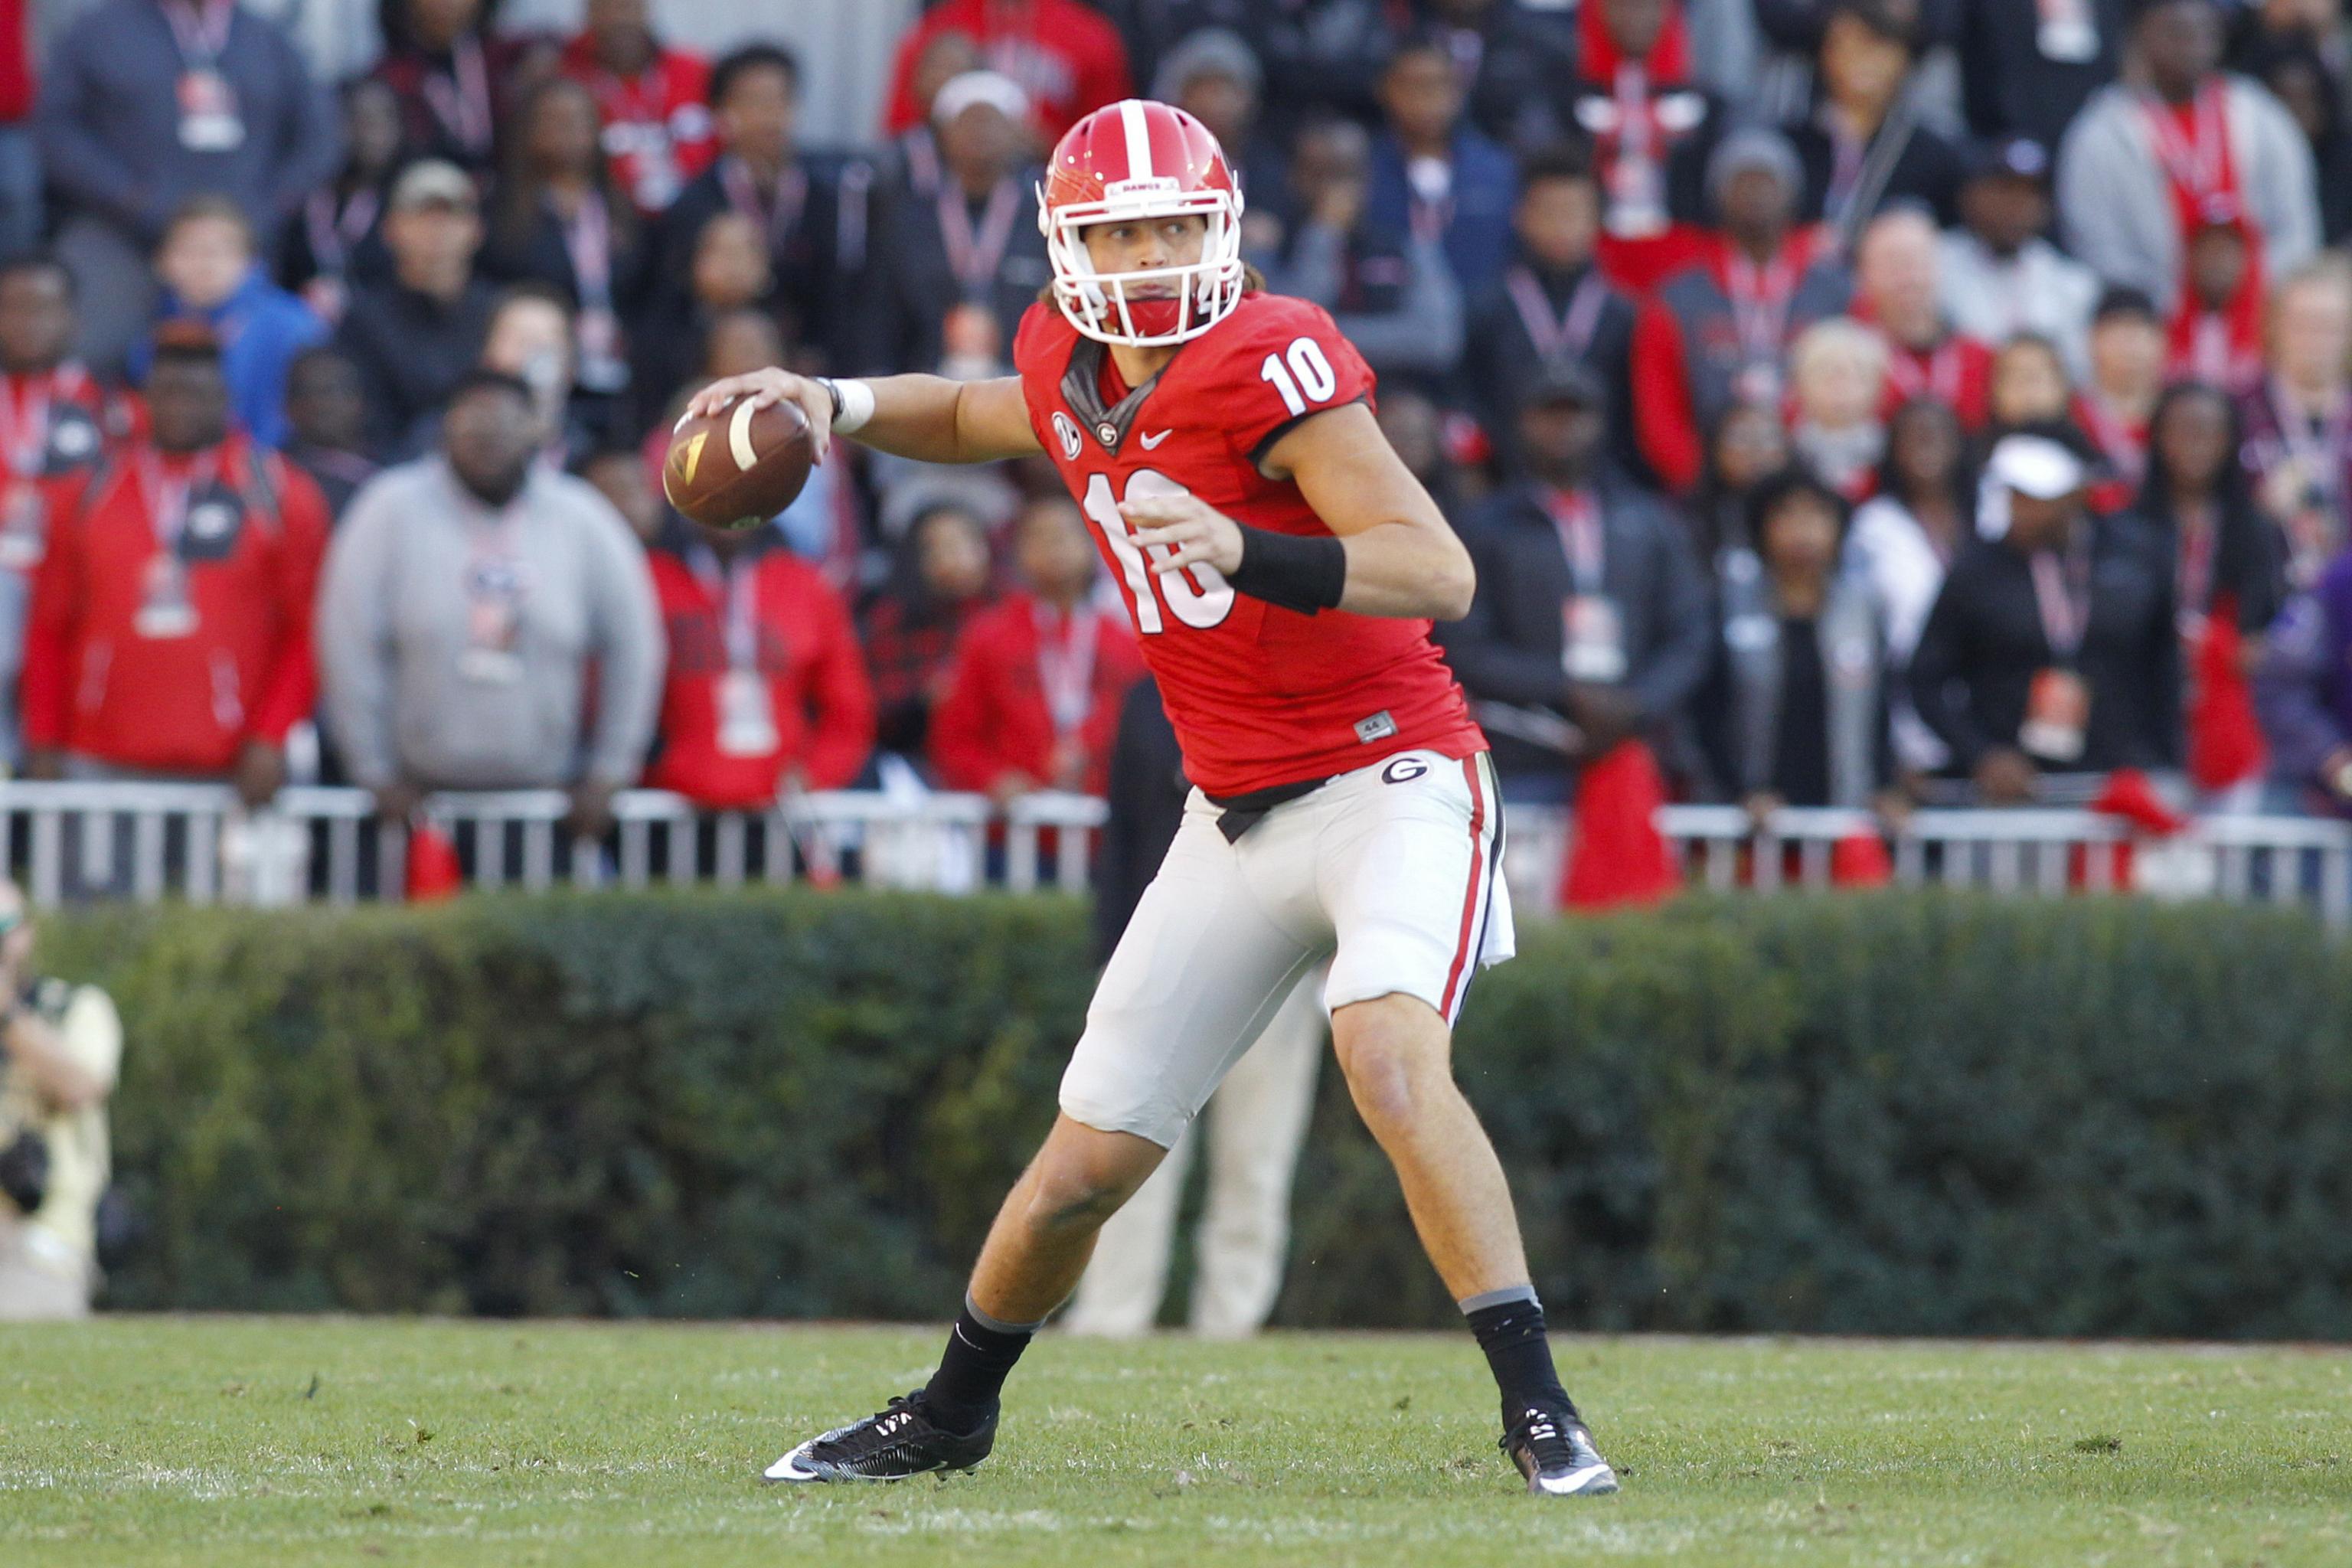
<box><xmin>2</xmin><ymin>1318</ymin><xmax>2345</xmax><ymax>1566</ymax></box>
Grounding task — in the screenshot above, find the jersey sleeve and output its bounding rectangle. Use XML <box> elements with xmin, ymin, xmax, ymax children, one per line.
<box><xmin>1209</xmin><ymin>297</ymin><xmax>1377</xmax><ymax>468</ymax></box>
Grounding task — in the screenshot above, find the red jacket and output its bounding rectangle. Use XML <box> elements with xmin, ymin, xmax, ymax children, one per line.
<box><xmin>644</xmin><ymin>539</ymin><xmax>875</xmax><ymax>808</ymax></box>
<box><xmin>930</xmin><ymin>593</ymin><xmax>1145</xmax><ymax>796</ymax></box>
<box><xmin>882</xmin><ymin>0</ymin><xmax>1132</xmax><ymax>142</ymax></box>
<box><xmin>558</xmin><ymin>32</ymin><xmax>714</xmax><ymax>214</ymax></box>
<box><xmin>0</xmin><ymin>1</ymin><xmax>31</xmax><ymax>124</ymax></box>
<box><xmin>21</xmin><ymin>437</ymin><xmax>327</xmax><ymax>773</ymax></box>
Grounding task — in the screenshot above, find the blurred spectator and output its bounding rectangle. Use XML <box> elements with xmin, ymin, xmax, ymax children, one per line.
<box><xmin>1414</xmin><ymin>0</ymin><xmax>1579</xmax><ymax>150</ymax></box>
<box><xmin>1786</xmin><ymin>316</ymin><xmax>1889</xmax><ymax>498</ymax></box>
<box><xmin>1101</xmin><ymin>1</ymin><xmax>1400</xmax><ymax>133</ymax></box>
<box><xmin>2073</xmin><ymin>286</ymin><xmax>2166</xmax><ymax>492</ymax></box>
<box><xmin>477</xmin><ymin>284</ymin><xmax>593</xmax><ymax>469</ymax></box>
<box><xmin>335</xmin><ymin>159</ymin><xmax>495</xmax><ymax>460</ymax></box>
<box><xmin>882</xmin><ymin>0</ymin><xmax>1134</xmax><ymax>144</ymax></box>
<box><xmin>2240</xmin><ymin>256</ymin><xmax>2352</xmax><ymax>584</ymax></box>
<box><xmin>930</xmin><ymin>495</ymin><xmax>1143</xmax><ymax>802</ymax></box>
<box><xmin>1632</xmin><ymin>129</ymin><xmax>1851</xmax><ymax>495</ymax></box>
<box><xmin>1571</xmin><ymin>0</ymin><xmax>1726</xmax><ymax>291</ymax></box>
<box><xmin>1367</xmin><ymin>30</ymin><xmax>1520</xmax><ymax>298</ymax></box>
<box><xmin>579</xmin><ymin>445</ymin><xmax>660</xmax><ymax>547</ymax></box>
<box><xmin>371</xmin><ymin>0</ymin><xmax>532</xmax><ymax>174</ymax></box>
<box><xmin>2166</xmin><ymin>200</ymin><xmax>2264</xmax><ymax>390</ymax></box>
<box><xmin>21</xmin><ymin>331</ymin><xmax>328</xmax><ymax>805</ymax></box>
<box><xmin>1698</xmin><ymin>467</ymin><xmax>1900</xmax><ymax>813</ymax></box>
<box><xmin>133</xmin><ymin>196</ymin><xmax>327</xmax><ymax>450</ymax></box>
<box><xmin>0</xmin><ymin>0</ymin><xmax>37</xmax><ymax>259</ymax></box>
<box><xmin>864</xmin><ymin>500</ymin><xmax>998</xmax><ymax>764</ymax></box>
<box><xmin>1686</xmin><ymin>399</ymin><xmax>1792</xmax><ymax>561</ymax></box>
<box><xmin>318</xmin><ymin>368</ymin><xmax>662</xmax><ymax>838</ymax></box>
<box><xmin>1439</xmin><ymin>362</ymin><xmax>1711</xmax><ymax>803</ymax></box>
<box><xmin>1063</xmin><ymin>672</ymin><xmax>1324</xmax><ymax>1341</ymax></box>
<box><xmin>279</xmin><ymin>347</ymin><xmax>377</xmax><ymax>524</ymax></box>
<box><xmin>2253</xmin><ymin>553</ymin><xmax>2352</xmax><ymax>815</ymax></box>
<box><xmin>1855</xmin><ymin>206</ymin><xmax>1991</xmax><ymax>430</ymax></box>
<box><xmin>2056</xmin><ymin>0</ymin><xmax>2318</xmax><ymax>313</ymax></box>
<box><xmin>1465</xmin><ymin>144</ymin><xmax>1638</xmax><ymax>475</ymax></box>
<box><xmin>1908</xmin><ymin>430</ymin><xmax>2179</xmax><ymax>799</ymax></box>
<box><xmin>1987</xmin><ymin>332</ymin><xmax>2076</xmax><ymax>433</ymax></box>
<box><xmin>479</xmin><ymin>76</ymin><xmax>647</xmax><ymax>403</ymax></box>
<box><xmin>642</xmin><ymin>513</ymin><xmax>874</xmax><ymax>809</ymax></box>
<box><xmin>657</xmin><ymin>44</ymin><xmax>869</xmax><ymax>374</ymax></box>
<box><xmin>1266</xmin><ymin>118</ymin><xmax>1462</xmax><ymax>392</ymax></box>
<box><xmin>1785</xmin><ymin>0</ymin><xmax>1968</xmax><ymax>244</ymax></box>
<box><xmin>0</xmin><ymin>256</ymin><xmax>113</xmax><ymax>767</ymax></box>
<box><xmin>1849</xmin><ymin>395</ymin><xmax>1972</xmax><ymax>767</ymax></box>
<box><xmin>1937</xmin><ymin>137</ymin><xmax>2101</xmax><ymax>379</ymax></box>
<box><xmin>0</xmin><ymin>882</ymin><xmax>123</xmax><ymax>1321</ymax></box>
<box><xmin>559</xmin><ymin>0</ymin><xmax>714</xmax><ymax>217</ymax></box>
<box><xmin>2236</xmin><ymin>35</ymin><xmax>2352</xmax><ymax>245</ymax></box>
<box><xmin>1958</xmin><ymin>0</ymin><xmax>2125</xmax><ymax>152</ymax></box>
<box><xmin>861</xmin><ymin>72</ymin><xmax>1050</xmax><ymax>380</ymax></box>
<box><xmin>2134</xmin><ymin>381</ymin><xmax>2285</xmax><ymax>801</ymax></box>
<box><xmin>1150</xmin><ymin>30</ymin><xmax>1286</xmax><ymax>251</ymax></box>
<box><xmin>1375</xmin><ymin>388</ymin><xmax>1470</xmax><ymax>518</ymax></box>
<box><xmin>37</xmin><ymin>0</ymin><xmax>340</xmax><ymax>378</ymax></box>
<box><xmin>883</xmin><ymin>27</ymin><xmax>979</xmax><ymax>201</ymax></box>
<box><xmin>281</xmin><ymin>77</ymin><xmax>405</xmax><ymax>323</ymax></box>
<box><xmin>633</xmin><ymin>211</ymin><xmax>776</xmax><ymax>433</ymax></box>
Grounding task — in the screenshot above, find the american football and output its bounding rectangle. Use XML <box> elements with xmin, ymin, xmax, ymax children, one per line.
<box><xmin>662</xmin><ymin>394</ymin><xmax>815</xmax><ymax>530</ymax></box>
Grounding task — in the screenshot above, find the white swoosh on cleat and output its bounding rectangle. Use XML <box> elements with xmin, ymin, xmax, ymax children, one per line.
<box><xmin>1534</xmin><ymin>1462</ymin><xmax>1619</xmax><ymax>1495</ymax></box>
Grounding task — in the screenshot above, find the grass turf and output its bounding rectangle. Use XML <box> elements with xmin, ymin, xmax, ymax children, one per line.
<box><xmin>1</xmin><ymin>1318</ymin><xmax>2346</xmax><ymax>1566</ymax></box>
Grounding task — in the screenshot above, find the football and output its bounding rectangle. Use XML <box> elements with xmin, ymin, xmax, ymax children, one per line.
<box><xmin>662</xmin><ymin>394</ymin><xmax>817</xmax><ymax>531</ymax></box>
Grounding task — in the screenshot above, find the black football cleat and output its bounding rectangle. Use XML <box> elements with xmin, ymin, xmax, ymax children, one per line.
<box><xmin>1501</xmin><ymin>1401</ymin><xmax>1619</xmax><ymax>1496</ymax></box>
<box><xmin>763</xmin><ymin>1390</ymin><xmax>997</xmax><ymax>1483</ymax></box>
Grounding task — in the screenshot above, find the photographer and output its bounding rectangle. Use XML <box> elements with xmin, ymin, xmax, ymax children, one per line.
<box><xmin>0</xmin><ymin>880</ymin><xmax>123</xmax><ymax>1320</ymax></box>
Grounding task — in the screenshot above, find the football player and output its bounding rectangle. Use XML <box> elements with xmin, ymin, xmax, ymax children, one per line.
<box><xmin>688</xmin><ymin>99</ymin><xmax>1617</xmax><ymax>1500</ymax></box>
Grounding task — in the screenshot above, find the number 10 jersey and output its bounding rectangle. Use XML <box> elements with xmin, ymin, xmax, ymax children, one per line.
<box><xmin>1012</xmin><ymin>292</ymin><xmax>1486</xmax><ymax>797</ymax></box>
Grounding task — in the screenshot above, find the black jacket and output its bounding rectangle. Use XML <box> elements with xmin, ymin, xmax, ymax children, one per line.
<box><xmin>1907</xmin><ymin>516</ymin><xmax>2180</xmax><ymax>775</ymax></box>
<box><xmin>1462</xmin><ymin>258</ymin><xmax>1642</xmax><ymax>483</ymax></box>
<box><xmin>334</xmin><ymin>279</ymin><xmax>497</xmax><ymax>461</ymax></box>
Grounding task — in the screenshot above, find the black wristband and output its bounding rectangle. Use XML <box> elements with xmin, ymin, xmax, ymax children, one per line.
<box><xmin>1227</xmin><ymin>526</ymin><xmax>1347</xmax><ymax>615</ymax></box>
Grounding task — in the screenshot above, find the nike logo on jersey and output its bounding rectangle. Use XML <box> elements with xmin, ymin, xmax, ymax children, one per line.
<box><xmin>1140</xmin><ymin>429</ymin><xmax>1173</xmax><ymax>449</ymax></box>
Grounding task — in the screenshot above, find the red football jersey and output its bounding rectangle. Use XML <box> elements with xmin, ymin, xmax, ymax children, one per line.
<box><xmin>1011</xmin><ymin>292</ymin><xmax>1485</xmax><ymax>797</ymax></box>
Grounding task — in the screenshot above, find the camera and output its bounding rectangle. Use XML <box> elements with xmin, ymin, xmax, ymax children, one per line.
<box><xmin>0</xmin><ymin>1125</ymin><xmax>47</xmax><ymax>1215</ymax></box>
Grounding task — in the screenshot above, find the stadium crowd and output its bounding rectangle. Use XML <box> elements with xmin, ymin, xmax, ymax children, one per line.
<box><xmin>0</xmin><ymin>0</ymin><xmax>2347</xmax><ymax>880</ymax></box>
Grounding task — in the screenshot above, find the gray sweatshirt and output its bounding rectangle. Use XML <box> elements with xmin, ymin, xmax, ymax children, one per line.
<box><xmin>318</xmin><ymin>458</ymin><xmax>665</xmax><ymax>792</ymax></box>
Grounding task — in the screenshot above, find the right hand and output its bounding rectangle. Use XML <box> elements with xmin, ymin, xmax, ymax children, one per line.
<box><xmin>371</xmin><ymin>779</ymin><xmax>423</xmax><ymax>825</ymax></box>
<box><xmin>681</xmin><ymin>368</ymin><xmax>838</xmax><ymax>465</ymax></box>
<box><xmin>1971</xmin><ymin>746</ymin><xmax>2040</xmax><ymax>806</ymax></box>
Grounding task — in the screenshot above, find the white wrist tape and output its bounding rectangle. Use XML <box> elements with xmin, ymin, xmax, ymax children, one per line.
<box><xmin>831</xmin><ymin>377</ymin><xmax>877</xmax><ymax>435</ymax></box>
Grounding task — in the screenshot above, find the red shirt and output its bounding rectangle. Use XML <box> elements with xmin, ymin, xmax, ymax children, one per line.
<box><xmin>1011</xmin><ymin>293</ymin><xmax>1486</xmax><ymax>797</ymax></box>
<box><xmin>21</xmin><ymin>437</ymin><xmax>328</xmax><ymax>773</ymax></box>
<box><xmin>929</xmin><ymin>592</ymin><xmax>1145</xmax><ymax>795</ymax></box>
<box><xmin>644</xmin><ymin>540</ymin><xmax>876</xmax><ymax>808</ymax></box>
<box><xmin>558</xmin><ymin>33</ymin><xmax>715</xmax><ymax>214</ymax></box>
<box><xmin>0</xmin><ymin>0</ymin><xmax>31</xmax><ymax>124</ymax></box>
<box><xmin>0</xmin><ymin>364</ymin><xmax>116</xmax><ymax>578</ymax></box>
<box><xmin>1877</xmin><ymin>329</ymin><xmax>1994</xmax><ymax>431</ymax></box>
<box><xmin>882</xmin><ymin>0</ymin><xmax>1132</xmax><ymax>142</ymax></box>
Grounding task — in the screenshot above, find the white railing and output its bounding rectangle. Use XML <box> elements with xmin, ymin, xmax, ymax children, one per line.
<box><xmin>0</xmin><ymin>781</ymin><xmax>1106</xmax><ymax>907</ymax></box>
<box><xmin>3</xmin><ymin>781</ymin><xmax>2348</xmax><ymax>925</ymax></box>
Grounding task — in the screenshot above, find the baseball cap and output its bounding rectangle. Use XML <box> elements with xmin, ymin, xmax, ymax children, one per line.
<box><xmin>932</xmin><ymin>70</ymin><xmax>1031</xmax><ymax>129</ymax></box>
<box><xmin>390</xmin><ymin>159</ymin><xmax>478</xmax><ymax>213</ymax></box>
<box><xmin>1967</xmin><ymin>135</ymin><xmax>2050</xmax><ymax>185</ymax></box>
<box><xmin>1706</xmin><ymin>128</ymin><xmax>1803</xmax><ymax>207</ymax></box>
<box><xmin>1987</xmin><ymin>433</ymin><xmax>2088</xmax><ymax>500</ymax></box>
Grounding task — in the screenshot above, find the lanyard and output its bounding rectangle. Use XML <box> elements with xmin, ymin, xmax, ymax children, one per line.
<box><xmin>2137</xmin><ymin>83</ymin><xmax>2231</xmax><ymax>205</ymax></box>
<box><xmin>1033</xmin><ymin>602</ymin><xmax>1099</xmax><ymax>737</ymax></box>
<box><xmin>2029</xmin><ymin>531</ymin><xmax>2092</xmax><ymax>661</ymax></box>
<box><xmin>304</xmin><ymin>186</ymin><xmax>380</xmax><ymax>275</ymax></box>
<box><xmin>1725</xmin><ymin>248</ymin><xmax>1799</xmax><ymax>366</ymax></box>
<box><xmin>1883</xmin><ymin>336</ymin><xmax>1965</xmax><ymax>406</ymax></box>
<box><xmin>560</xmin><ymin>188</ymin><xmax>616</xmax><ymax>311</ymax></box>
<box><xmin>0</xmin><ymin>367</ymin><xmax>83</xmax><ymax>479</ymax></box>
<box><xmin>689</xmin><ymin>546</ymin><xmax>763</xmax><ymax>670</ymax></box>
<box><xmin>1544</xmin><ymin>488</ymin><xmax>1605</xmax><ymax>596</ymax></box>
<box><xmin>162</xmin><ymin>0</ymin><xmax>234</xmax><ymax>67</ymax></box>
<box><xmin>464</xmin><ymin>498</ymin><xmax>528</xmax><ymax>597</ymax></box>
<box><xmin>2175</xmin><ymin>505</ymin><xmax>2217</xmax><ymax>614</ymax></box>
<box><xmin>137</xmin><ymin>449</ymin><xmax>220</xmax><ymax>554</ymax></box>
<box><xmin>936</xmin><ymin>178</ymin><xmax>1020</xmax><ymax>299</ymax></box>
<box><xmin>2076</xmin><ymin>393</ymin><xmax>2145</xmax><ymax>484</ymax></box>
<box><xmin>720</xmin><ymin>156</ymin><xmax>808</xmax><ymax>252</ymax></box>
<box><xmin>423</xmin><ymin>34</ymin><xmax>495</xmax><ymax>155</ymax></box>
<box><xmin>1505</xmin><ymin>266</ymin><xmax>1608</xmax><ymax>363</ymax></box>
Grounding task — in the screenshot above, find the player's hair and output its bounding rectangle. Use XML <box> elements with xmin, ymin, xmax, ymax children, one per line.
<box><xmin>1034</xmin><ymin>262</ymin><xmax>1265</xmax><ymax>309</ymax></box>
<box><xmin>162</xmin><ymin>194</ymin><xmax>256</xmax><ymax>256</ymax></box>
<box><xmin>711</xmin><ymin>43</ymin><xmax>802</xmax><ymax>107</ymax></box>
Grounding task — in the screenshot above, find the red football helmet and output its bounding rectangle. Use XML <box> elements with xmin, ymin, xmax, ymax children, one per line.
<box><xmin>1038</xmin><ymin>99</ymin><xmax>1246</xmax><ymax>348</ymax></box>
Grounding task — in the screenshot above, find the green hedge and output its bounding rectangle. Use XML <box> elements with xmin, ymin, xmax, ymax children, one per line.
<box><xmin>42</xmin><ymin>890</ymin><xmax>2352</xmax><ymax>1338</ymax></box>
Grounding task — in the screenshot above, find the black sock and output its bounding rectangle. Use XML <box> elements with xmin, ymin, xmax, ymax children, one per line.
<box><xmin>1463</xmin><ymin>1288</ymin><xmax>1576</xmax><ymax>1423</ymax></box>
<box><xmin>922</xmin><ymin>1297</ymin><xmax>1037</xmax><ymax>1436</ymax></box>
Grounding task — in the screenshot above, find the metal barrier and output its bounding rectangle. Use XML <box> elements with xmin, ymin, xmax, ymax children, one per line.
<box><xmin>0</xmin><ymin>782</ymin><xmax>1106</xmax><ymax>907</ymax></box>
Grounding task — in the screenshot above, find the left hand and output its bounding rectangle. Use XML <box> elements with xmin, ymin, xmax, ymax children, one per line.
<box><xmin>566</xmin><ymin>779</ymin><xmax>619</xmax><ymax>842</ymax></box>
<box><xmin>1121</xmin><ymin>493</ymin><xmax>1244</xmax><ymax>577</ymax></box>
<box><xmin>233</xmin><ymin>740</ymin><xmax>286</xmax><ymax>809</ymax></box>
